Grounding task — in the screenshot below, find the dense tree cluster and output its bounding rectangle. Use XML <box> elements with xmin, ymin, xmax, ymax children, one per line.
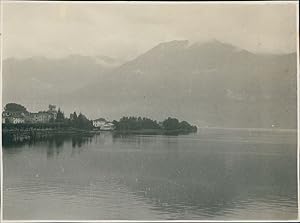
<box><xmin>69</xmin><ymin>112</ymin><xmax>93</xmax><ymax>130</ymax></box>
<box><xmin>113</xmin><ymin>116</ymin><xmax>197</xmax><ymax>132</ymax></box>
<box><xmin>55</xmin><ymin>111</ymin><xmax>92</xmax><ymax>130</ymax></box>
<box><xmin>162</xmin><ymin>117</ymin><xmax>197</xmax><ymax>132</ymax></box>
<box><xmin>45</xmin><ymin>108</ymin><xmax>92</xmax><ymax>130</ymax></box>
<box><xmin>55</xmin><ymin>108</ymin><xmax>65</xmax><ymax>122</ymax></box>
<box><xmin>114</xmin><ymin>116</ymin><xmax>161</xmax><ymax>130</ymax></box>
<box><xmin>4</xmin><ymin>103</ymin><xmax>28</xmax><ymax>113</ymax></box>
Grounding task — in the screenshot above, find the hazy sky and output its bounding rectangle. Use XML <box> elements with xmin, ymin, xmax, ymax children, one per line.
<box><xmin>2</xmin><ymin>2</ymin><xmax>298</xmax><ymax>60</ymax></box>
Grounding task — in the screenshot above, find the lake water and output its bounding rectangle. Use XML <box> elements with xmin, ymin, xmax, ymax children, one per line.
<box><xmin>2</xmin><ymin>129</ymin><xmax>298</xmax><ymax>220</ymax></box>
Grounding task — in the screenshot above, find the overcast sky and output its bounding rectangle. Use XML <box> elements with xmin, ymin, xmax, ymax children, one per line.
<box><xmin>2</xmin><ymin>2</ymin><xmax>298</xmax><ymax>60</ymax></box>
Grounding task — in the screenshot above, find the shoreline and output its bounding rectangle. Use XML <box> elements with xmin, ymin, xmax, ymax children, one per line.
<box><xmin>2</xmin><ymin>127</ymin><xmax>95</xmax><ymax>145</ymax></box>
<box><xmin>113</xmin><ymin>128</ymin><xmax>197</xmax><ymax>135</ymax></box>
<box><xmin>2</xmin><ymin>126</ymin><xmax>197</xmax><ymax>145</ymax></box>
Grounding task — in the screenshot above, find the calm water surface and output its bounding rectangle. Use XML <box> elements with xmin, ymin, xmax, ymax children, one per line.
<box><xmin>3</xmin><ymin>129</ymin><xmax>298</xmax><ymax>220</ymax></box>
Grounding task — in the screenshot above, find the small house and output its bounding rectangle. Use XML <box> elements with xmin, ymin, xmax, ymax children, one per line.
<box><xmin>5</xmin><ymin>115</ymin><xmax>25</xmax><ymax>124</ymax></box>
<box><xmin>29</xmin><ymin>112</ymin><xmax>53</xmax><ymax>123</ymax></box>
<box><xmin>101</xmin><ymin>122</ymin><xmax>115</xmax><ymax>131</ymax></box>
<box><xmin>2</xmin><ymin>111</ymin><xmax>26</xmax><ymax>124</ymax></box>
<box><xmin>93</xmin><ymin>118</ymin><xmax>106</xmax><ymax>128</ymax></box>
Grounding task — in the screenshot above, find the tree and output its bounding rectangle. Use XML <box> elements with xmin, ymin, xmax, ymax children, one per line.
<box><xmin>179</xmin><ymin>121</ymin><xmax>191</xmax><ymax>130</ymax></box>
<box><xmin>70</xmin><ymin>112</ymin><xmax>77</xmax><ymax>121</ymax></box>
<box><xmin>179</xmin><ymin>121</ymin><xmax>197</xmax><ymax>132</ymax></box>
<box><xmin>76</xmin><ymin>113</ymin><xmax>92</xmax><ymax>129</ymax></box>
<box><xmin>162</xmin><ymin>117</ymin><xmax>180</xmax><ymax>130</ymax></box>
<box><xmin>112</xmin><ymin>120</ymin><xmax>119</xmax><ymax>129</ymax></box>
<box><xmin>4</xmin><ymin>103</ymin><xmax>27</xmax><ymax>113</ymax></box>
<box><xmin>55</xmin><ymin>108</ymin><xmax>65</xmax><ymax>122</ymax></box>
<box><xmin>115</xmin><ymin>116</ymin><xmax>161</xmax><ymax>130</ymax></box>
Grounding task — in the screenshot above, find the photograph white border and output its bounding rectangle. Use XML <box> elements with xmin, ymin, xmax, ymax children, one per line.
<box><xmin>0</xmin><ymin>1</ymin><xmax>299</xmax><ymax>222</ymax></box>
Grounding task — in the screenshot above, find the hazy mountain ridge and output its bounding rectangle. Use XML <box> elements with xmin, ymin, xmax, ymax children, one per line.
<box><xmin>67</xmin><ymin>40</ymin><xmax>296</xmax><ymax>128</ymax></box>
<box><xmin>2</xmin><ymin>55</ymin><xmax>122</xmax><ymax>105</ymax></box>
<box><xmin>2</xmin><ymin>40</ymin><xmax>297</xmax><ymax>128</ymax></box>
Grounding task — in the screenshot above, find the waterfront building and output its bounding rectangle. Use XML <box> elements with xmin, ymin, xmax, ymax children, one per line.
<box><xmin>101</xmin><ymin>122</ymin><xmax>115</xmax><ymax>131</ymax></box>
<box><xmin>92</xmin><ymin>118</ymin><xmax>115</xmax><ymax>130</ymax></box>
<box><xmin>92</xmin><ymin>118</ymin><xmax>106</xmax><ymax>128</ymax></box>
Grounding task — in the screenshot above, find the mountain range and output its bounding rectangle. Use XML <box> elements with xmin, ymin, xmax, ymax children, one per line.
<box><xmin>2</xmin><ymin>40</ymin><xmax>297</xmax><ymax>128</ymax></box>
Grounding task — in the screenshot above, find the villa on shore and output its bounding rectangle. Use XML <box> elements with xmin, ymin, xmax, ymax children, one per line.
<box><xmin>2</xmin><ymin>104</ymin><xmax>58</xmax><ymax>124</ymax></box>
<box><xmin>92</xmin><ymin>118</ymin><xmax>115</xmax><ymax>131</ymax></box>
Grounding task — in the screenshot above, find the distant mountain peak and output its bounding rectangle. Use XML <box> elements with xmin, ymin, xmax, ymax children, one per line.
<box><xmin>132</xmin><ymin>40</ymin><xmax>190</xmax><ymax>62</ymax></box>
<box><xmin>190</xmin><ymin>39</ymin><xmax>241</xmax><ymax>51</ymax></box>
<box><xmin>152</xmin><ymin>40</ymin><xmax>189</xmax><ymax>51</ymax></box>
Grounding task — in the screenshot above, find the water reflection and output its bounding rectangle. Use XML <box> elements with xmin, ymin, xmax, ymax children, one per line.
<box><xmin>3</xmin><ymin>134</ymin><xmax>93</xmax><ymax>159</ymax></box>
<box><xmin>111</xmin><ymin>140</ymin><xmax>296</xmax><ymax>219</ymax></box>
<box><xmin>3</xmin><ymin>130</ymin><xmax>298</xmax><ymax>220</ymax></box>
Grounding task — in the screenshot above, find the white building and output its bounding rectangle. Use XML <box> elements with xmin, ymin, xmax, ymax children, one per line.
<box><xmin>5</xmin><ymin>116</ymin><xmax>25</xmax><ymax>124</ymax></box>
<box><xmin>92</xmin><ymin>118</ymin><xmax>115</xmax><ymax>131</ymax></box>
<box><xmin>12</xmin><ymin>117</ymin><xmax>25</xmax><ymax>124</ymax></box>
<box><xmin>101</xmin><ymin>122</ymin><xmax>115</xmax><ymax>131</ymax></box>
<box><xmin>2</xmin><ymin>111</ymin><xmax>26</xmax><ymax>124</ymax></box>
<box><xmin>92</xmin><ymin>118</ymin><xmax>106</xmax><ymax>128</ymax></box>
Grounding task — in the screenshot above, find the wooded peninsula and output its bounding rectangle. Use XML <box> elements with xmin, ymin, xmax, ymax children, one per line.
<box><xmin>2</xmin><ymin>103</ymin><xmax>197</xmax><ymax>144</ymax></box>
